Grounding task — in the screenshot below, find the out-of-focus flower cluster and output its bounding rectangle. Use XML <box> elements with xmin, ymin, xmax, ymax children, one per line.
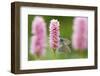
<box><xmin>30</xmin><ymin>16</ymin><xmax>46</xmax><ymax>56</ymax></box>
<box><xmin>72</xmin><ymin>17</ymin><xmax>88</xmax><ymax>50</ymax></box>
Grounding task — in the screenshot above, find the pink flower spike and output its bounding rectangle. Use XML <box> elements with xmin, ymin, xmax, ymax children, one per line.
<box><xmin>30</xmin><ymin>16</ymin><xmax>46</xmax><ymax>56</ymax></box>
<box><xmin>49</xmin><ymin>19</ymin><xmax>60</xmax><ymax>50</ymax></box>
<box><xmin>72</xmin><ymin>17</ymin><xmax>88</xmax><ymax>50</ymax></box>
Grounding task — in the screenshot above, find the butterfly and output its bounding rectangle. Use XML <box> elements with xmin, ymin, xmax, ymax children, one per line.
<box><xmin>58</xmin><ymin>37</ymin><xmax>71</xmax><ymax>53</ymax></box>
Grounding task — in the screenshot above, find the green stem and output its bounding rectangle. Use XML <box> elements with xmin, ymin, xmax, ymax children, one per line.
<box><xmin>52</xmin><ymin>48</ymin><xmax>56</xmax><ymax>59</ymax></box>
<box><xmin>34</xmin><ymin>54</ymin><xmax>42</xmax><ymax>60</ymax></box>
<box><xmin>79</xmin><ymin>49</ymin><xmax>84</xmax><ymax>57</ymax></box>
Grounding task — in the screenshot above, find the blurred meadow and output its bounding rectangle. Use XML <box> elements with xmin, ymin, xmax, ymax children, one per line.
<box><xmin>28</xmin><ymin>15</ymin><xmax>88</xmax><ymax>60</ymax></box>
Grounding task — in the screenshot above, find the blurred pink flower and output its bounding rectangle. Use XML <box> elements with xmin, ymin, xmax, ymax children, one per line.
<box><xmin>32</xmin><ymin>16</ymin><xmax>46</xmax><ymax>35</ymax></box>
<box><xmin>30</xmin><ymin>16</ymin><xmax>46</xmax><ymax>56</ymax></box>
<box><xmin>72</xmin><ymin>17</ymin><xmax>88</xmax><ymax>50</ymax></box>
<box><xmin>49</xmin><ymin>19</ymin><xmax>60</xmax><ymax>50</ymax></box>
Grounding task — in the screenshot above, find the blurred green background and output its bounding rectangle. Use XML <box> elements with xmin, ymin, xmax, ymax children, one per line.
<box><xmin>28</xmin><ymin>15</ymin><xmax>88</xmax><ymax>61</ymax></box>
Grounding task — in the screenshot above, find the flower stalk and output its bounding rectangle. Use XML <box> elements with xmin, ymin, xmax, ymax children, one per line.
<box><xmin>30</xmin><ymin>16</ymin><xmax>46</xmax><ymax>57</ymax></box>
<box><xmin>72</xmin><ymin>17</ymin><xmax>88</xmax><ymax>51</ymax></box>
<box><xmin>49</xmin><ymin>19</ymin><xmax>60</xmax><ymax>53</ymax></box>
